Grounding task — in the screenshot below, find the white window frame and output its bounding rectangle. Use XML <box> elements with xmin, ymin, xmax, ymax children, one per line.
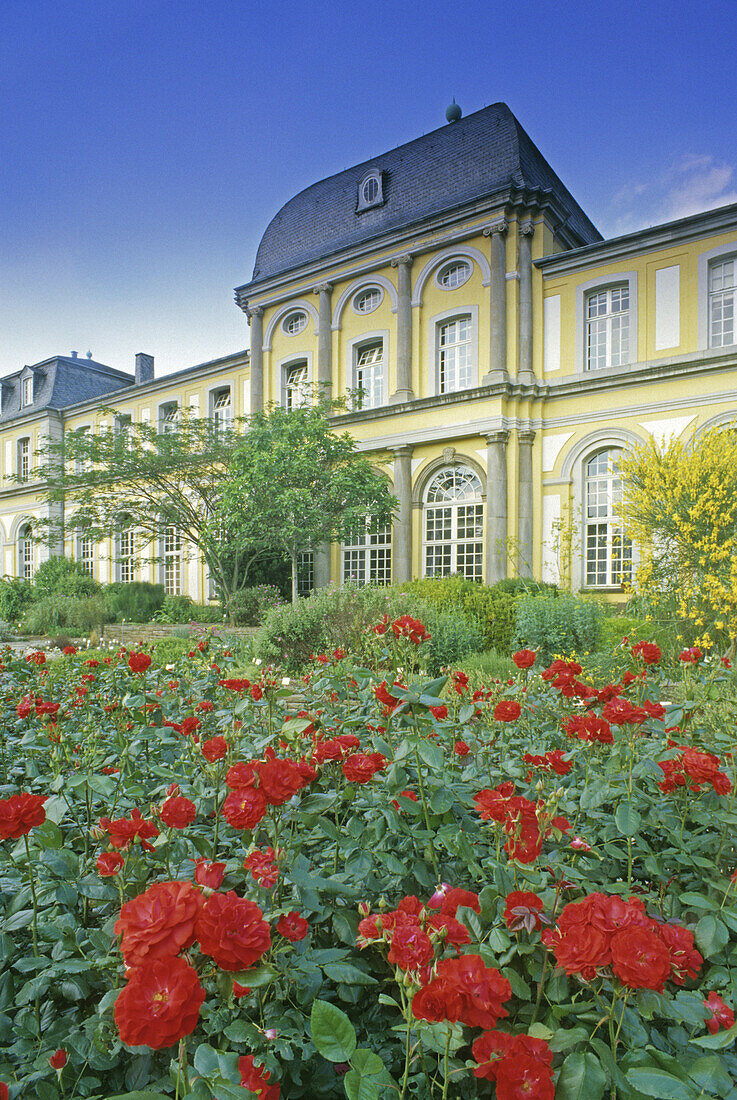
<box><xmin>583</xmin><ymin>449</ymin><xmax>633</xmax><ymax>589</ymax></box>
<box><xmin>162</xmin><ymin>526</ymin><xmax>181</xmax><ymax>596</ymax></box>
<box><xmin>117</xmin><ymin>523</ymin><xmax>136</xmax><ymax>584</ymax></box>
<box><xmin>17</xmin><ymin>437</ymin><xmax>30</xmax><ymax>482</ymax></box>
<box><xmin>428</xmin><ymin>307</ymin><xmax>478</xmax><ymax>397</ymax></box>
<box><xmin>158</xmin><ymin>400</ymin><xmax>180</xmax><ymax>434</ymax></box>
<box><xmin>18</xmin><ymin>523</ymin><xmax>34</xmax><ymax>581</ymax></box>
<box><xmin>351</xmin><ymin>287</ymin><xmax>384</xmax><ymax>315</ymax></box>
<box><xmin>21</xmin><ymin>376</ymin><xmax>33</xmax><ymax>407</ymax></box>
<box><xmin>574</xmin><ymin>273</ymin><xmax>637</xmax><ymax>374</ymax></box>
<box><xmin>435</xmin><ymin>259</ymin><xmax>472</xmax><ymax>291</ymax></box>
<box><xmin>341</xmin><ymin>521</ymin><xmax>392</xmax><ymax>585</ymax></box>
<box><xmin>281</xmin><ymin>310</ymin><xmax>308</xmax><ymax>336</ymax></box>
<box><xmin>74</xmin><ymin>426</ymin><xmax>91</xmax><ymax>474</ymax></box>
<box><xmin>347</xmin><ymin>331</ymin><xmax>387</xmax><ymax>410</ymax></box>
<box><xmin>584</xmin><ymin>285</ymin><xmax>630</xmax><ymax>371</ymax></box>
<box><xmin>278</xmin><ymin>353</ymin><xmax>313</xmax><ymax>409</ymax></box>
<box><xmin>77</xmin><ymin>533</ymin><xmax>94</xmax><ymax>577</ymax></box>
<box><xmin>698</xmin><ymin>240</ymin><xmax>737</xmax><ymax>350</ymax></box>
<box><xmin>423</xmin><ymin>464</ymin><xmax>484</xmax><ymax>580</ymax></box>
<box><xmin>209</xmin><ymin>387</ymin><xmax>233</xmax><ymax>434</ymax></box>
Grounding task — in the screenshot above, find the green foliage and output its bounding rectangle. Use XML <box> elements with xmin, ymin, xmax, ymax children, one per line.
<box><xmin>254</xmin><ymin>583</ymin><xmax>482</xmax><ymax>672</ymax></box>
<box><xmin>32</xmin><ymin>556</ymin><xmax>101</xmax><ymax>598</ymax></box>
<box><xmin>221</xmin><ymin>402</ymin><xmax>396</xmax><ymax>601</ymax></box>
<box><xmin>0</xmin><ymin>576</ymin><xmax>36</xmax><ymax>621</ymax></box>
<box><xmin>226</xmin><ymin>585</ymin><xmax>284</xmax><ymax>626</ymax></box>
<box><xmin>402</xmin><ymin>575</ymin><xmax>555</xmax><ymax>653</ymax></box>
<box><xmin>449</xmin><ymin>648</ymin><xmax>517</xmax><ymax>686</ymax></box>
<box><xmin>515</xmin><ymin>593</ymin><xmax>604</xmax><ymax>662</ymax></box>
<box><xmin>153</xmin><ymin>596</ymin><xmax>224</xmax><ymax>625</ymax></box>
<box><xmin>20</xmin><ymin>594</ymin><xmax>113</xmax><ymax>635</ymax></box>
<box><xmin>104</xmin><ymin>581</ymin><xmax>166</xmax><ymax>622</ymax></box>
<box><xmin>148</xmin><ymin>637</ymin><xmax>193</xmax><ymax>665</ymax></box>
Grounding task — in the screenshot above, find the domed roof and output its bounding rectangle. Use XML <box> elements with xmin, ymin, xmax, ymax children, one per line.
<box><xmin>244</xmin><ymin>103</ymin><xmax>600</xmax><ymax>291</ymax></box>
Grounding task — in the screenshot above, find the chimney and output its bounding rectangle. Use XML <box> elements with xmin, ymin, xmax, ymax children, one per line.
<box><xmin>135</xmin><ymin>353</ymin><xmax>154</xmax><ymax>385</ymax></box>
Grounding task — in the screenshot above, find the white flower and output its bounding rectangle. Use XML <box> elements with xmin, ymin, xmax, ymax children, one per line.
<box><xmin>282</xmin><ymin>676</ymin><xmax>291</xmax><ymax>686</ymax></box>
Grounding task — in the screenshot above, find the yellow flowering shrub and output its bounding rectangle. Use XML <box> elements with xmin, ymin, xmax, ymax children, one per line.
<box><xmin>618</xmin><ymin>424</ymin><xmax>737</xmax><ymax>652</ymax></box>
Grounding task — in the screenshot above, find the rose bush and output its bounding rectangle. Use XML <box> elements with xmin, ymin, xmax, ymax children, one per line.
<box><xmin>0</xmin><ymin>626</ymin><xmax>734</xmax><ymax>1098</ymax></box>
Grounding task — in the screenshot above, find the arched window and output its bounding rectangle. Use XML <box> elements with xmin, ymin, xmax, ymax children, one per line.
<box><xmin>18</xmin><ymin>523</ymin><xmax>34</xmax><ymax>580</ymax></box>
<box><xmin>424</xmin><ymin>465</ymin><xmax>483</xmax><ymax>579</ymax></box>
<box><xmin>584</xmin><ymin>449</ymin><xmax>632</xmax><ymax>587</ymax></box>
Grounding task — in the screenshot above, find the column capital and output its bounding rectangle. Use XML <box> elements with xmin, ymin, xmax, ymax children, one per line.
<box><xmin>390</xmin><ymin>443</ymin><xmax>414</xmax><ymax>458</ymax></box>
<box><xmin>483</xmin><ymin>218</ymin><xmax>508</xmax><ymax>237</ymax></box>
<box><xmin>391</xmin><ymin>253</ymin><xmax>414</xmax><ymax>268</ymax></box>
<box><xmin>245</xmin><ymin>305</ymin><xmax>264</xmax><ymax>322</ymax></box>
<box><xmin>313</xmin><ymin>282</ymin><xmax>333</xmax><ymax>295</ymax></box>
<box><xmin>485</xmin><ymin>429</ymin><xmax>509</xmax><ymax>446</ymax></box>
<box><xmin>518</xmin><ymin>429</ymin><xmax>536</xmax><ymax>446</ymax></box>
<box><xmin>519</xmin><ymin>220</ymin><xmax>535</xmax><ymax>237</ymax></box>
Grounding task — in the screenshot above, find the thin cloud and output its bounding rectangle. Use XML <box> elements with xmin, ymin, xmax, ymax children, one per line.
<box><xmin>603</xmin><ymin>155</ymin><xmax>737</xmax><ymax>236</ymax></box>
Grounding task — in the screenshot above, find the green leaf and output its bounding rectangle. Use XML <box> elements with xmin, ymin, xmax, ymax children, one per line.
<box><xmin>351</xmin><ymin>1049</ymin><xmax>384</xmax><ymax>1076</ymax></box>
<box><xmin>193</xmin><ymin>1042</ymin><xmax>221</xmax><ymax>1078</ymax></box>
<box><xmin>230</xmin><ymin>965</ymin><xmax>277</xmax><ymax>989</ymax></box>
<box><xmin>322</xmin><ymin>963</ymin><xmax>377</xmax><ymax>986</ymax></box>
<box><xmin>343</xmin><ymin>1072</ymin><xmax>379</xmax><ymax>1100</ymax></box>
<box><xmin>105</xmin><ymin>1094</ymin><xmax>170</xmax><ymax>1099</ymax></box>
<box><xmin>429</xmin><ymin>789</ymin><xmax>453</xmax><ymax>814</ymax></box>
<box><xmin>310</xmin><ymin>998</ymin><xmax>357</xmax><ymax>1062</ymax></box>
<box><xmin>549</xmin><ymin>1027</ymin><xmax>589</xmax><ymax>1052</ymax></box>
<box><xmin>580</xmin><ymin>780</ymin><xmax>610</xmax><ymax>811</ymax></box>
<box><xmin>555</xmin><ymin>1052</ymin><xmax>607</xmax><ymax>1100</ymax></box>
<box><xmin>416</xmin><ymin>739</ymin><xmax>443</xmax><ymax>770</ymax></box>
<box><xmin>678</xmin><ymin>892</ymin><xmax>717</xmax><ymax>910</ymax></box>
<box><xmin>625</xmin><ymin>1067</ymin><xmax>699</xmax><ymax>1099</ymax></box>
<box><xmin>689</xmin><ymin>1054</ymin><xmax>736</xmax><ymax>1095</ymax></box>
<box><xmin>691</xmin><ymin>1020</ymin><xmax>737</xmax><ymax>1049</ymax></box>
<box><xmin>695</xmin><ymin>914</ymin><xmax>730</xmax><ymax>958</ymax></box>
<box><xmin>615</xmin><ymin>802</ymin><xmax>641</xmax><ymax>836</ymax></box>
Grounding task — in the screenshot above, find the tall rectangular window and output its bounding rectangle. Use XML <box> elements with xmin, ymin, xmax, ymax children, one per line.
<box><xmin>17</xmin><ymin>438</ymin><xmax>29</xmax><ymax>482</ymax></box>
<box><xmin>353</xmin><ymin>342</ymin><xmax>384</xmax><ymax>409</ymax></box>
<box><xmin>586</xmin><ymin>286</ymin><xmax>629</xmax><ymax>370</ymax></box>
<box><xmin>285</xmin><ymin>363</ymin><xmax>308</xmax><ymax>410</ymax></box>
<box><xmin>77</xmin><ymin>535</ymin><xmax>94</xmax><ymax>577</ymax></box>
<box><xmin>211</xmin><ymin>389</ymin><xmax>232</xmax><ymax>434</ymax></box>
<box><xmin>342</xmin><ymin>522</ymin><xmax>392</xmax><ymax>585</ymax></box>
<box><xmin>163</xmin><ymin>526</ymin><xmax>181</xmax><ymax>595</ymax></box>
<box><xmin>585</xmin><ymin>450</ymin><xmax>633</xmax><ymax>586</ymax></box>
<box><xmin>438</xmin><ymin>317</ymin><xmax>472</xmax><ymax>393</ymax></box>
<box><xmin>119</xmin><ymin>527</ymin><xmax>136</xmax><ymax>583</ymax></box>
<box><xmin>297</xmin><ymin>550</ymin><xmax>314</xmax><ymax>597</ymax></box>
<box><xmin>159</xmin><ymin>402</ymin><xmax>179</xmax><ymax>433</ymax></box>
<box><xmin>709</xmin><ymin>258</ymin><xmax>736</xmax><ymax>347</ymax></box>
<box><xmin>21</xmin><ymin>377</ymin><xmax>33</xmax><ymax>406</ymax></box>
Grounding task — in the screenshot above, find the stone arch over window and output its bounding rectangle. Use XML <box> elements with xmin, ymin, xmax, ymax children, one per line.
<box><xmin>263</xmin><ymin>300</ymin><xmax>319</xmax><ymax>351</ymax></box>
<box><xmin>419</xmin><ymin>461</ymin><xmax>485</xmax><ymax>580</ymax></box>
<box><xmin>331</xmin><ymin>276</ymin><xmax>399</xmax><ymax>330</ymax></box>
<box><xmin>411</xmin><ymin>246</ymin><xmax>491</xmax><ymax>308</ymax></box>
<box><xmin>14</xmin><ymin>517</ymin><xmax>35</xmax><ymax>581</ymax></box>
<box><xmin>688</xmin><ymin>410</ymin><xmax>737</xmax><ymax>446</ymax></box>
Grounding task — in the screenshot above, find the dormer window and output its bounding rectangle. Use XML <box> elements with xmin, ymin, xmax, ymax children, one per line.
<box><xmin>357</xmin><ymin>169</ymin><xmax>384</xmax><ymax>212</ymax></box>
<box><xmin>22</xmin><ymin>377</ymin><xmax>33</xmax><ymax>407</ymax></box>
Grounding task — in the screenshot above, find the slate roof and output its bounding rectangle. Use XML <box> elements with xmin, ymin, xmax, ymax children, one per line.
<box><xmin>246</xmin><ymin>102</ymin><xmax>602</xmax><ymax>289</ymax></box>
<box><xmin>0</xmin><ymin>357</ymin><xmax>134</xmax><ymax>423</ymax></box>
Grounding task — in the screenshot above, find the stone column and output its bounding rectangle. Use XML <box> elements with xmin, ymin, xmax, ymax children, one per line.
<box><xmin>485</xmin><ymin>430</ymin><xmax>509</xmax><ymax>583</ymax></box>
<box><xmin>517</xmin><ymin>221</ymin><xmax>535</xmax><ymax>385</ymax></box>
<box><xmin>482</xmin><ymin>219</ymin><xmax>508</xmax><ymax>385</ymax></box>
<box><xmin>247</xmin><ymin>307</ymin><xmax>264</xmax><ymax>413</ymax></box>
<box><xmin>517</xmin><ymin>429</ymin><xmax>536</xmax><ymax>577</ymax></box>
<box><xmin>314</xmin><ymin>283</ymin><xmax>333</xmax><ymax>400</ymax></box>
<box><xmin>390</xmin><ymin>444</ymin><xmax>414</xmax><ymax>582</ymax></box>
<box><xmin>314</xmin><ymin>545</ymin><xmax>332</xmax><ymax>589</ymax></box>
<box><xmin>390</xmin><ymin>255</ymin><xmax>415</xmax><ymax>403</ymax></box>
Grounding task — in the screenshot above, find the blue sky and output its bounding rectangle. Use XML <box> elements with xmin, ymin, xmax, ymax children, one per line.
<box><xmin>2</xmin><ymin>0</ymin><xmax>736</xmax><ymax>378</ymax></box>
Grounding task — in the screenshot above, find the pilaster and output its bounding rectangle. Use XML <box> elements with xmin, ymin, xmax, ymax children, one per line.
<box><xmin>390</xmin><ymin>444</ymin><xmax>413</xmax><ymax>582</ymax></box>
<box><xmin>390</xmin><ymin>255</ymin><xmax>415</xmax><ymax>403</ymax></box>
<box><xmin>517</xmin><ymin>429</ymin><xmax>536</xmax><ymax>577</ymax></box>
<box><xmin>484</xmin><ymin>430</ymin><xmax>509</xmax><ymax>583</ymax></box>
<box><xmin>482</xmin><ymin>220</ymin><xmax>509</xmax><ymax>385</ymax></box>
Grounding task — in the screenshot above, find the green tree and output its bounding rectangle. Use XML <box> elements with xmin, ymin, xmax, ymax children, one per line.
<box><xmin>36</xmin><ymin>412</ymin><xmax>264</xmax><ymax>607</ymax></box>
<box><xmin>220</xmin><ymin>402</ymin><xmax>396</xmax><ymax>602</ymax></box>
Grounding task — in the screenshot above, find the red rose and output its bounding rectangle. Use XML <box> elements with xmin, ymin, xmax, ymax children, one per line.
<box><xmin>0</xmin><ymin>793</ymin><xmax>47</xmax><ymax>839</ymax></box>
<box><xmin>392</xmin><ymin>789</ymin><xmax>418</xmax><ymax>811</ymax></box>
<box><xmin>432</xmin><ymin>887</ymin><xmax>480</xmax><ymax>917</ymax></box>
<box><xmin>96</xmin><ymin>851</ymin><xmax>124</xmax><ymax>877</ymax></box>
<box><xmin>193</xmin><ymin>858</ymin><xmax>225</xmax><ymax>889</ymax></box>
<box><xmin>454</xmin><ymin>740</ymin><xmax>470</xmax><ymax>757</ymax></box>
<box><xmin>705</xmin><ymin>991</ymin><xmax>735</xmax><ymax>1035</ymax></box>
<box><xmin>244</xmin><ymin>847</ymin><xmax>279</xmax><ymax>888</ymax></box>
<box><xmin>201</xmin><ymin>736</ymin><xmax>228</xmax><ymax>762</ymax></box>
<box><xmin>494</xmin><ymin>700</ymin><xmax>521</xmax><ymax>722</ymax></box>
<box><xmin>374</xmin><ymin>681</ymin><xmax>400</xmax><ymax>709</ymax></box>
<box><xmin>512</xmin><ymin>649</ymin><xmax>537</xmax><ymax>669</ymax></box>
<box><xmin>99</xmin><ymin>808</ymin><xmax>159</xmax><ymax>850</ymax></box>
<box><xmin>226</xmin><ymin>761</ymin><xmax>257</xmax><ymax>788</ymax></box>
<box><xmin>196</xmin><ymin>891</ymin><xmax>271</xmax><ymax>971</ymax></box>
<box><xmin>276</xmin><ymin>911</ymin><xmax>309</xmax><ymax>942</ymax></box>
<box><xmin>387</xmin><ymin>918</ymin><xmax>434</xmax><ymax>971</ymax></box>
<box><xmin>128</xmin><ymin>652</ymin><xmax>152</xmax><ymax>673</ymax></box>
<box><xmin>115</xmin><ymin>880</ymin><xmax>203</xmax><ymax>967</ymax></box>
<box><xmin>49</xmin><ymin>1049</ymin><xmax>67</xmax><ymax>1069</ymax></box>
<box><xmin>62</xmin><ymin>645</ymin><xmax>77</xmax><ymax>655</ymax></box>
<box><xmin>656</xmin><ymin>922</ymin><xmax>702</xmax><ymax>985</ymax></box>
<box><xmin>220</xmin><ymin>678</ymin><xmax>250</xmax><ymax>691</ymax></box>
<box><xmin>504</xmin><ymin>890</ymin><xmax>544</xmax><ymax>932</ymax></box>
<box><xmin>0</xmin><ymin>1082</ymin><xmax>8</xmax><ymax>1100</ymax></box>
<box><xmin>611</xmin><ymin>925</ymin><xmax>672</xmax><ymax>991</ymax></box>
<box><xmin>239</xmin><ymin>1054</ymin><xmax>280</xmax><ymax>1099</ymax></box>
<box><xmin>160</xmin><ymin>796</ymin><xmax>197</xmax><ymax>829</ymax></box>
<box><xmin>343</xmin><ymin>753</ymin><xmax>384</xmax><ymax>784</ymax></box>
<box><xmin>602</xmin><ymin>698</ymin><xmax>648</xmax><ymax>725</ymax></box>
<box><xmin>632</xmin><ymin>640</ymin><xmax>661</xmax><ymax>665</ymax></box>
<box><xmin>115</xmin><ymin>956</ymin><xmax>205</xmax><ymax>1049</ymax></box>
<box><xmin>412</xmin><ymin>955</ymin><xmax>511</xmax><ymax>1029</ymax></box>
<box><xmin>257</xmin><ymin>751</ymin><xmax>308</xmax><ymax>805</ymax></box>
<box><xmin>679</xmin><ymin>647</ymin><xmax>702</xmax><ymax>663</ymax></box>
<box><xmin>222</xmin><ymin>786</ymin><xmax>268</xmax><ymax>830</ymax></box>
<box><xmin>429</xmin><ymin>704</ymin><xmax>448</xmax><ymax>720</ymax></box>
<box><xmin>251</xmin><ymin>683</ymin><xmax>264</xmax><ymax>701</ymax></box>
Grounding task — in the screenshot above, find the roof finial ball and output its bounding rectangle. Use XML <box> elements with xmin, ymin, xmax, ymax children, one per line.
<box><xmin>445</xmin><ymin>98</ymin><xmax>462</xmax><ymax>123</ymax></box>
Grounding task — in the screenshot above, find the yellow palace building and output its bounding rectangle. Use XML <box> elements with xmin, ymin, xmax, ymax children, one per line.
<box><xmin>2</xmin><ymin>102</ymin><xmax>737</xmax><ymax>600</ymax></box>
